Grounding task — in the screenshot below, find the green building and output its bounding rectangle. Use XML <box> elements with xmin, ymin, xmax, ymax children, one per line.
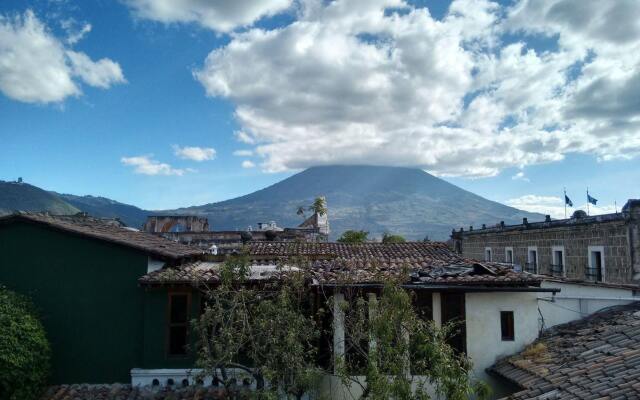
<box><xmin>0</xmin><ymin>213</ymin><xmax>202</xmax><ymax>384</ymax></box>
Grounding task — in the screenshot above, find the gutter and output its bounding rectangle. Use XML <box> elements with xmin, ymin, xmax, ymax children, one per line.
<box><xmin>539</xmin><ymin>295</ymin><xmax>640</xmax><ymax>302</ymax></box>
<box><xmin>313</xmin><ymin>283</ymin><xmax>560</xmax><ymax>293</ymax></box>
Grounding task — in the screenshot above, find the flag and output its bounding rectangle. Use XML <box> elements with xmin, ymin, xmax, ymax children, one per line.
<box><xmin>565</xmin><ymin>195</ymin><xmax>573</xmax><ymax>207</ymax></box>
<box><xmin>587</xmin><ymin>193</ymin><xmax>598</xmax><ymax>205</ymax></box>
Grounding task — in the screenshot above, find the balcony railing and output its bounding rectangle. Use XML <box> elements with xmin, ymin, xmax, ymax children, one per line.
<box><xmin>585</xmin><ymin>267</ymin><xmax>603</xmax><ymax>282</ymax></box>
<box><xmin>524</xmin><ymin>262</ymin><xmax>537</xmax><ymax>274</ymax></box>
<box><xmin>550</xmin><ymin>263</ymin><xmax>564</xmax><ymax>276</ymax></box>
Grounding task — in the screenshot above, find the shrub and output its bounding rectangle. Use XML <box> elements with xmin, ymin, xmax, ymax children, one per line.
<box><xmin>0</xmin><ymin>286</ymin><xmax>50</xmax><ymax>400</ymax></box>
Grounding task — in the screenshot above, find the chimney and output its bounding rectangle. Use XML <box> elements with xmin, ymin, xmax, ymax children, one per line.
<box><xmin>545</xmin><ymin>215</ymin><xmax>551</xmax><ymax>222</ymax></box>
<box><xmin>523</xmin><ymin>217</ymin><xmax>528</xmax><ymax>225</ymax></box>
<box><xmin>500</xmin><ymin>221</ymin><xmax>505</xmax><ymax>228</ymax></box>
<box><xmin>469</xmin><ymin>226</ymin><xmax>473</xmax><ymax>231</ymax></box>
<box><xmin>482</xmin><ymin>224</ymin><xmax>486</xmax><ymax>229</ymax></box>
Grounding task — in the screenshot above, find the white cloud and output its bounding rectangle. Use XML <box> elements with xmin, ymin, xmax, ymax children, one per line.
<box><xmin>0</xmin><ymin>10</ymin><xmax>125</xmax><ymax>104</ymax></box>
<box><xmin>241</xmin><ymin>160</ymin><xmax>256</xmax><ymax>168</ymax></box>
<box><xmin>233</xmin><ymin>149</ymin><xmax>253</xmax><ymax>157</ymax></box>
<box><xmin>121</xmin><ymin>155</ymin><xmax>188</xmax><ymax>176</ymax></box>
<box><xmin>512</xmin><ymin>171</ymin><xmax>530</xmax><ymax>182</ymax></box>
<box><xmin>124</xmin><ymin>0</ymin><xmax>293</xmax><ymax>32</ymax></box>
<box><xmin>173</xmin><ymin>145</ymin><xmax>216</xmax><ymax>161</ymax></box>
<box><xmin>193</xmin><ymin>0</ymin><xmax>640</xmax><ymax>176</ymax></box>
<box><xmin>66</xmin><ymin>51</ymin><xmax>126</xmax><ymax>89</ymax></box>
<box><xmin>506</xmin><ymin>194</ymin><xmax>616</xmax><ymax>219</ymax></box>
<box><xmin>61</xmin><ymin>20</ymin><xmax>92</xmax><ymax>45</ymax></box>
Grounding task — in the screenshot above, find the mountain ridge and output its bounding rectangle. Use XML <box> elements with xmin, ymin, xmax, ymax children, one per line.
<box><xmin>0</xmin><ymin>166</ymin><xmax>544</xmax><ymax>240</ymax></box>
<box><xmin>167</xmin><ymin>165</ymin><xmax>544</xmax><ymax>240</ymax></box>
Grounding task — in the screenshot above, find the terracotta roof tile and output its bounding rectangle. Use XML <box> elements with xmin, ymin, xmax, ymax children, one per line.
<box><xmin>140</xmin><ymin>241</ymin><xmax>541</xmax><ymax>287</ymax></box>
<box><xmin>490</xmin><ymin>302</ymin><xmax>640</xmax><ymax>400</ymax></box>
<box><xmin>0</xmin><ymin>212</ymin><xmax>203</xmax><ymax>260</ymax></box>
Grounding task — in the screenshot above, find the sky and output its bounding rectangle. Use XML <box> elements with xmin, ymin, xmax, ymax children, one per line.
<box><xmin>0</xmin><ymin>0</ymin><xmax>638</xmax><ymax>217</ymax></box>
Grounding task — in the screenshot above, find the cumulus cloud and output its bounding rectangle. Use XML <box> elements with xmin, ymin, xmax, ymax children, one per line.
<box><xmin>121</xmin><ymin>155</ymin><xmax>188</xmax><ymax>176</ymax></box>
<box><xmin>241</xmin><ymin>160</ymin><xmax>256</xmax><ymax>168</ymax></box>
<box><xmin>0</xmin><ymin>10</ymin><xmax>125</xmax><ymax>104</ymax></box>
<box><xmin>173</xmin><ymin>145</ymin><xmax>216</xmax><ymax>161</ymax></box>
<box><xmin>193</xmin><ymin>0</ymin><xmax>640</xmax><ymax>176</ymax></box>
<box><xmin>124</xmin><ymin>0</ymin><xmax>293</xmax><ymax>32</ymax></box>
<box><xmin>506</xmin><ymin>194</ymin><xmax>616</xmax><ymax>219</ymax></box>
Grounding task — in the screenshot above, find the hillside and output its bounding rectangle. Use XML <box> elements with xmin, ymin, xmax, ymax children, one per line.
<box><xmin>1</xmin><ymin>166</ymin><xmax>545</xmax><ymax>240</ymax></box>
<box><xmin>57</xmin><ymin>194</ymin><xmax>149</xmax><ymax>229</ymax></box>
<box><xmin>0</xmin><ymin>181</ymin><xmax>80</xmax><ymax>216</ymax></box>
<box><xmin>167</xmin><ymin>166</ymin><xmax>544</xmax><ymax>240</ymax></box>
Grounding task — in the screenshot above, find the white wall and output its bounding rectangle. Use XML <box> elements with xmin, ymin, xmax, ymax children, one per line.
<box><xmin>465</xmin><ymin>292</ymin><xmax>540</xmax><ymax>382</ymax></box>
<box><xmin>538</xmin><ymin>281</ymin><xmax>639</xmax><ymax>328</ymax></box>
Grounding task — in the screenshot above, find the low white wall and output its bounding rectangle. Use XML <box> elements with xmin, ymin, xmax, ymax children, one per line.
<box><xmin>538</xmin><ymin>281</ymin><xmax>639</xmax><ymax>328</ymax></box>
<box><xmin>465</xmin><ymin>292</ymin><xmax>540</xmax><ymax>382</ymax></box>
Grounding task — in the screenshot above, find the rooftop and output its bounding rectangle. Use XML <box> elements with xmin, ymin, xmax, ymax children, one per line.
<box><xmin>140</xmin><ymin>241</ymin><xmax>543</xmax><ymax>287</ymax></box>
<box><xmin>453</xmin><ymin>199</ymin><xmax>639</xmax><ymax>237</ymax></box>
<box><xmin>0</xmin><ymin>212</ymin><xmax>203</xmax><ymax>260</ymax></box>
<box><xmin>490</xmin><ymin>302</ymin><xmax>640</xmax><ymax>399</ymax></box>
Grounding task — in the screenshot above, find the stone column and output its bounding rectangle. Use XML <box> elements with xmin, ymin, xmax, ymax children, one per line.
<box><xmin>432</xmin><ymin>292</ymin><xmax>442</xmax><ymax>328</ymax></box>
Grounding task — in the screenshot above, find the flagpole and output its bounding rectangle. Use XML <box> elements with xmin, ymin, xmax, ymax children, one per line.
<box><xmin>564</xmin><ymin>187</ymin><xmax>567</xmax><ymax>219</ymax></box>
<box><xmin>587</xmin><ymin>187</ymin><xmax>590</xmax><ymax>216</ymax></box>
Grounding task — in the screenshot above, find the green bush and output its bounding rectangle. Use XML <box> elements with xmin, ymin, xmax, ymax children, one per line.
<box><xmin>0</xmin><ymin>286</ymin><xmax>50</xmax><ymax>400</ymax></box>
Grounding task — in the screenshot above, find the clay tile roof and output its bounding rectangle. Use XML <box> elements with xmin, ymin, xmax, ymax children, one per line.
<box><xmin>0</xmin><ymin>212</ymin><xmax>202</xmax><ymax>260</ymax></box>
<box><xmin>140</xmin><ymin>241</ymin><xmax>541</xmax><ymax>287</ymax></box>
<box><xmin>489</xmin><ymin>302</ymin><xmax>640</xmax><ymax>400</ymax></box>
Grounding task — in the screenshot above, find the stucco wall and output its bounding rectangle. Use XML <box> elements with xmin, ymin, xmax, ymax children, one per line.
<box><xmin>459</xmin><ymin>220</ymin><xmax>633</xmax><ymax>283</ymax></box>
<box><xmin>538</xmin><ymin>281</ymin><xmax>639</xmax><ymax>328</ymax></box>
<box><xmin>465</xmin><ymin>292</ymin><xmax>540</xmax><ymax>381</ymax></box>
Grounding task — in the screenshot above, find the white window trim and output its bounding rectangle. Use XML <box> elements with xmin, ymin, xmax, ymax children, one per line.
<box><xmin>588</xmin><ymin>245</ymin><xmax>606</xmax><ymax>282</ymax></box>
<box><xmin>527</xmin><ymin>246</ymin><xmax>539</xmax><ymax>273</ymax></box>
<box><xmin>484</xmin><ymin>247</ymin><xmax>492</xmax><ymax>262</ymax></box>
<box><xmin>504</xmin><ymin>247</ymin><xmax>514</xmax><ymax>264</ymax></box>
<box><xmin>551</xmin><ymin>246</ymin><xmax>566</xmax><ymax>277</ymax></box>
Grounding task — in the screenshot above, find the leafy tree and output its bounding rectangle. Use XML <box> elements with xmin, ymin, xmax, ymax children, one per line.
<box><xmin>296</xmin><ymin>206</ymin><xmax>306</xmax><ymax>219</ymax></box>
<box><xmin>382</xmin><ymin>233</ymin><xmax>406</xmax><ymax>243</ymax></box>
<box><xmin>335</xmin><ymin>282</ymin><xmax>490</xmax><ymax>399</ymax></box>
<box><xmin>337</xmin><ymin>230</ymin><xmax>369</xmax><ymax>243</ymax></box>
<box><xmin>195</xmin><ymin>257</ymin><xmax>489</xmax><ymax>400</ymax></box>
<box><xmin>309</xmin><ymin>197</ymin><xmax>327</xmax><ymax>216</ymax></box>
<box><xmin>195</xmin><ymin>255</ymin><xmax>322</xmax><ymax>399</ymax></box>
<box><xmin>0</xmin><ymin>286</ymin><xmax>50</xmax><ymax>400</ymax></box>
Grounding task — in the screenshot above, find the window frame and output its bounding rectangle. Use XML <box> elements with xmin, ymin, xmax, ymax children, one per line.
<box><xmin>484</xmin><ymin>247</ymin><xmax>492</xmax><ymax>262</ymax></box>
<box><xmin>527</xmin><ymin>246</ymin><xmax>539</xmax><ymax>274</ymax></box>
<box><xmin>551</xmin><ymin>245</ymin><xmax>566</xmax><ymax>277</ymax></box>
<box><xmin>504</xmin><ymin>247</ymin><xmax>514</xmax><ymax>264</ymax></box>
<box><xmin>166</xmin><ymin>291</ymin><xmax>192</xmax><ymax>358</ymax></box>
<box><xmin>500</xmin><ymin>311</ymin><xmax>515</xmax><ymax>341</ymax></box>
<box><xmin>587</xmin><ymin>245</ymin><xmax>606</xmax><ymax>282</ymax></box>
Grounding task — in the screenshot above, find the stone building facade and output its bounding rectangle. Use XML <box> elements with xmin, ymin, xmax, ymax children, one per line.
<box><xmin>451</xmin><ymin>199</ymin><xmax>640</xmax><ymax>284</ymax></box>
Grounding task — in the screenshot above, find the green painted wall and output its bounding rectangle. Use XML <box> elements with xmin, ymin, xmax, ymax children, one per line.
<box><xmin>142</xmin><ymin>288</ymin><xmax>200</xmax><ymax>369</ymax></box>
<box><xmin>0</xmin><ymin>222</ymin><xmax>148</xmax><ymax>383</ymax></box>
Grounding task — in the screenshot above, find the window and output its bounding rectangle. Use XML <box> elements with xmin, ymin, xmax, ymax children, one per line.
<box><xmin>500</xmin><ymin>311</ymin><xmax>514</xmax><ymax>341</ymax></box>
<box><xmin>526</xmin><ymin>247</ymin><xmax>538</xmax><ymax>273</ymax></box>
<box><xmin>168</xmin><ymin>293</ymin><xmax>190</xmax><ymax>356</ymax></box>
<box><xmin>587</xmin><ymin>246</ymin><xmax>605</xmax><ymax>282</ymax></box>
<box><xmin>551</xmin><ymin>246</ymin><xmax>565</xmax><ymax>276</ymax></box>
<box><xmin>504</xmin><ymin>247</ymin><xmax>514</xmax><ymax>264</ymax></box>
<box><xmin>484</xmin><ymin>247</ymin><xmax>492</xmax><ymax>262</ymax></box>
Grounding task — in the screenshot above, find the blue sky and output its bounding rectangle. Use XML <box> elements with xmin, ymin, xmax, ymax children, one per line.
<box><xmin>0</xmin><ymin>0</ymin><xmax>638</xmax><ymax>215</ymax></box>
